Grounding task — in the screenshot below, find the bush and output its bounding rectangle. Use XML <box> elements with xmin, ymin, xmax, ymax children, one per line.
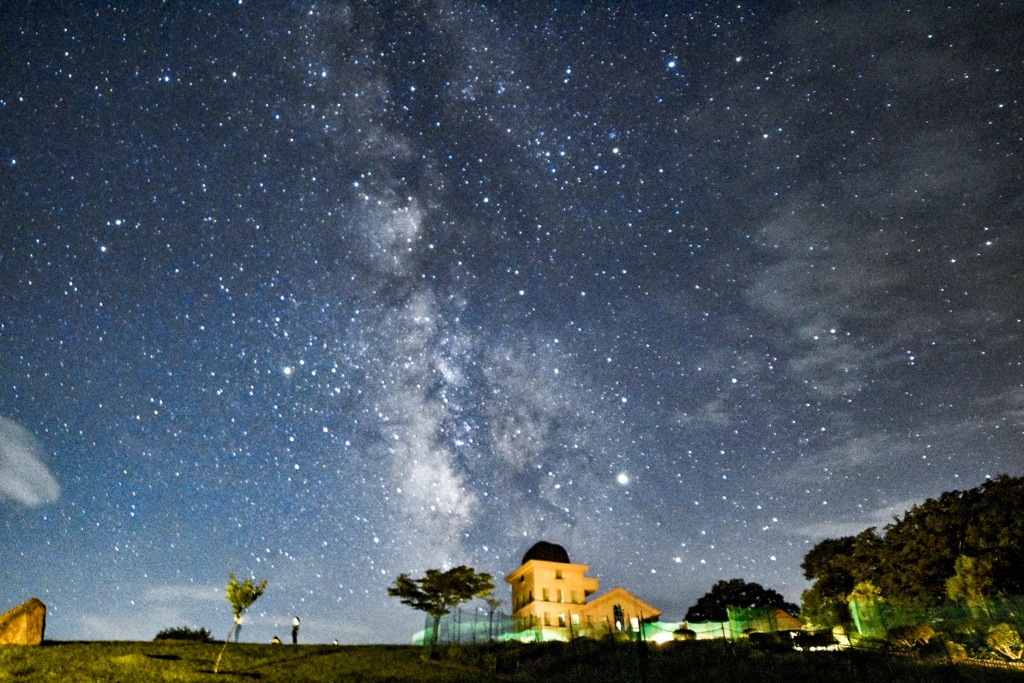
<box><xmin>986</xmin><ymin>623</ymin><xmax>1023</xmax><ymax>661</ymax></box>
<box><xmin>936</xmin><ymin>617</ymin><xmax>993</xmax><ymax>658</ymax></box>
<box><xmin>153</xmin><ymin>626</ymin><xmax>214</xmax><ymax>642</ymax></box>
<box><xmin>886</xmin><ymin>624</ymin><xmax>937</xmax><ymax>650</ymax></box>
<box><xmin>673</xmin><ymin>628</ymin><xmax>697</xmax><ymax>641</ymax></box>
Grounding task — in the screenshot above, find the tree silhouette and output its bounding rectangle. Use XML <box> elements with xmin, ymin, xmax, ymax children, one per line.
<box><xmin>800</xmin><ymin>535</ymin><xmax>858</xmax><ymax>627</ymax></box>
<box><xmin>685</xmin><ymin>578</ymin><xmax>799</xmax><ymax>622</ymax></box>
<box><xmin>484</xmin><ymin>595</ymin><xmax>503</xmax><ymax>640</ymax></box>
<box><xmin>387</xmin><ymin>565</ymin><xmax>494</xmax><ymax>655</ymax></box>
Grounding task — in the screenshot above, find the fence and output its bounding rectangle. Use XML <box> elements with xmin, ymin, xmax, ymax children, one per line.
<box><xmin>420</xmin><ymin>606</ymin><xmax>802</xmax><ymax>647</ymax></box>
<box><xmin>415</xmin><ymin>607</ymin><xmax>518</xmax><ymax>646</ymax></box>
<box><xmin>419</xmin><ymin>607</ymin><xmax>660</xmax><ymax>646</ymax></box>
<box><xmin>848</xmin><ymin>594</ymin><xmax>1024</xmax><ymax>638</ymax></box>
<box><xmin>413</xmin><ymin>602</ymin><xmax>1024</xmax><ymax>681</ymax></box>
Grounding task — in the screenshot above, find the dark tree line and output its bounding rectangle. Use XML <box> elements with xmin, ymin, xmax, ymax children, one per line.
<box><xmin>801</xmin><ymin>475</ymin><xmax>1024</xmax><ymax>627</ymax></box>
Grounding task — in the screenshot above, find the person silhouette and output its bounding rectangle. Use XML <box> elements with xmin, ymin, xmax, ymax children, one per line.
<box><xmin>291</xmin><ymin>616</ymin><xmax>301</xmax><ymax>644</ymax></box>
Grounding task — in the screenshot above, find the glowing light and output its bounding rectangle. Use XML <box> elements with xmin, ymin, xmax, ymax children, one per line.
<box><xmin>617</xmin><ymin>473</ymin><xmax>630</xmax><ymax>485</ymax></box>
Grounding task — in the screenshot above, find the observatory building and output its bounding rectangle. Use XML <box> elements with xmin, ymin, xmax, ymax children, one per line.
<box><xmin>505</xmin><ymin>541</ymin><xmax>661</xmax><ymax>640</ymax></box>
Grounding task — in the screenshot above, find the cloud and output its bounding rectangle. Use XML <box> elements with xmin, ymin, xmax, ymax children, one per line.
<box><xmin>675</xmin><ymin>397</ymin><xmax>732</xmax><ymax>429</ymax></box>
<box><xmin>739</xmin><ymin>5</ymin><xmax>1021</xmax><ymax>401</ymax></box>
<box><xmin>771</xmin><ymin>426</ymin><xmax>927</xmax><ymax>492</ymax></box>
<box><xmin>745</xmin><ymin>213</ymin><xmax>914</xmax><ymax>398</ymax></box>
<box><xmin>0</xmin><ymin>416</ymin><xmax>60</xmax><ymax>507</ymax></box>
<box><xmin>142</xmin><ymin>584</ymin><xmax>222</xmax><ymax>604</ymax></box>
<box><xmin>787</xmin><ymin>497</ymin><xmax>924</xmax><ymax>540</ymax></box>
<box><xmin>980</xmin><ymin>386</ymin><xmax>1024</xmax><ymax>425</ymax></box>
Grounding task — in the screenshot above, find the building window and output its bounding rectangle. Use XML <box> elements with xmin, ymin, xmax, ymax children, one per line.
<box><xmin>542</xmin><ymin>588</ymin><xmax>549</xmax><ymax>601</ymax></box>
<box><xmin>571</xmin><ymin>590</ymin><xmax>578</xmax><ymax>604</ymax></box>
<box><xmin>543</xmin><ymin>612</ymin><xmax>551</xmax><ymax>626</ymax></box>
<box><xmin>555</xmin><ymin>570</ymin><xmax>563</xmax><ymax>579</ymax></box>
<box><xmin>557</xmin><ymin>589</ymin><xmax>564</xmax><ymax>603</ymax></box>
<box><xmin>558</xmin><ymin>613</ymin><xmax>566</xmax><ymax>627</ymax></box>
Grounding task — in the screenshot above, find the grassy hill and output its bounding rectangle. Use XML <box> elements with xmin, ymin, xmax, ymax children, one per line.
<box><xmin>0</xmin><ymin>641</ymin><xmax>483</xmax><ymax>682</ymax></box>
<box><xmin>1</xmin><ymin>639</ymin><xmax>1022</xmax><ymax>682</ymax></box>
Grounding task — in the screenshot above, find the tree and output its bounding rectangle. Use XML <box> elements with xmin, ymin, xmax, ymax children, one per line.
<box><xmin>801</xmin><ymin>586</ymin><xmax>846</xmax><ymax>630</ymax></box>
<box><xmin>213</xmin><ymin>574</ymin><xmax>268</xmax><ymax>674</ymax></box>
<box><xmin>964</xmin><ymin>476</ymin><xmax>1024</xmax><ymax>595</ymax></box>
<box><xmin>483</xmin><ymin>595</ymin><xmax>503</xmax><ymax>640</ymax></box>
<box><xmin>387</xmin><ymin>565</ymin><xmax>494</xmax><ymax>654</ymax></box>
<box><xmin>847</xmin><ymin>581</ymin><xmax>885</xmax><ymax>635</ymax></box>
<box><xmin>800</xmin><ymin>535</ymin><xmax>858</xmax><ymax>627</ymax></box>
<box><xmin>847</xmin><ymin>580</ymin><xmax>883</xmax><ymax>605</ymax></box>
<box><xmin>685</xmin><ymin>578</ymin><xmax>799</xmax><ymax>623</ymax></box>
<box><xmin>800</xmin><ymin>475</ymin><xmax>1024</xmax><ymax>615</ymax></box>
<box><xmin>946</xmin><ymin>554</ymin><xmax>995</xmax><ymax>617</ymax></box>
<box><xmin>877</xmin><ymin>491</ymin><xmax>973</xmax><ymax>601</ymax></box>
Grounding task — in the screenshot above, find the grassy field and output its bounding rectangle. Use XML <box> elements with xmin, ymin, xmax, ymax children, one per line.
<box><xmin>1</xmin><ymin>639</ymin><xmax>1022</xmax><ymax>682</ymax></box>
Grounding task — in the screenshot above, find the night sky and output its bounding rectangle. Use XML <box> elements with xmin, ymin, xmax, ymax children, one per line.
<box><xmin>2</xmin><ymin>2</ymin><xmax>1022</xmax><ymax>645</ymax></box>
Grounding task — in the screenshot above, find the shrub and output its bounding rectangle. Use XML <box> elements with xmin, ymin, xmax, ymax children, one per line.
<box><xmin>154</xmin><ymin>626</ymin><xmax>214</xmax><ymax>642</ymax></box>
<box><xmin>673</xmin><ymin>628</ymin><xmax>697</xmax><ymax>641</ymax></box>
<box><xmin>886</xmin><ymin>624</ymin><xmax>937</xmax><ymax>649</ymax></box>
<box><xmin>986</xmin><ymin>623</ymin><xmax>1024</xmax><ymax>661</ymax></box>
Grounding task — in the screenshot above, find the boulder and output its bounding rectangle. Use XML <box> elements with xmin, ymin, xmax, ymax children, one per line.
<box><xmin>0</xmin><ymin>598</ymin><xmax>46</xmax><ymax>645</ymax></box>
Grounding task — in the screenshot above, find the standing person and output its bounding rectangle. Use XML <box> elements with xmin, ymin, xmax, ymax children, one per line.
<box><xmin>291</xmin><ymin>616</ymin><xmax>300</xmax><ymax>644</ymax></box>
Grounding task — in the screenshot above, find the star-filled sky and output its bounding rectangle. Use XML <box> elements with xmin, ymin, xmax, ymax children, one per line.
<box><xmin>2</xmin><ymin>1</ymin><xmax>1022</xmax><ymax>645</ymax></box>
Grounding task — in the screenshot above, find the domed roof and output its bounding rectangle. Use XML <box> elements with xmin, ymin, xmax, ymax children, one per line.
<box><xmin>521</xmin><ymin>540</ymin><xmax>571</xmax><ymax>565</ymax></box>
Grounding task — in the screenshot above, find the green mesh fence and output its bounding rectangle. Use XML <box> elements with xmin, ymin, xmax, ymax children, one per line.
<box><xmin>848</xmin><ymin>594</ymin><xmax>1024</xmax><ymax>639</ymax></box>
<box><xmin>416</xmin><ymin>607</ymin><xmax>517</xmax><ymax>646</ymax></box>
<box><xmin>726</xmin><ymin>606</ymin><xmax>784</xmax><ymax>638</ymax></box>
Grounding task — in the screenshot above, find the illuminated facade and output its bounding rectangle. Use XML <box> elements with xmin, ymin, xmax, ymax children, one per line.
<box><xmin>505</xmin><ymin>541</ymin><xmax>661</xmax><ymax>640</ymax></box>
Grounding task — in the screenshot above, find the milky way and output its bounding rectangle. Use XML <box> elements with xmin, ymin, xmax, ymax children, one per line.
<box><xmin>1</xmin><ymin>2</ymin><xmax>1022</xmax><ymax>644</ymax></box>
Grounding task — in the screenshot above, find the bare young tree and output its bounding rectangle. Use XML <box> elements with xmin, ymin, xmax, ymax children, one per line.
<box><xmin>213</xmin><ymin>574</ymin><xmax>268</xmax><ymax>674</ymax></box>
<box><xmin>484</xmin><ymin>595</ymin><xmax>503</xmax><ymax>641</ymax></box>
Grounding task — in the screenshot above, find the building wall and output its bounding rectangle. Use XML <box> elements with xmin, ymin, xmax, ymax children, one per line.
<box><xmin>579</xmin><ymin>587</ymin><xmax>660</xmax><ymax>635</ymax></box>
<box><xmin>506</xmin><ymin>559</ymin><xmax>659</xmax><ymax>641</ymax></box>
<box><xmin>507</xmin><ymin>559</ymin><xmax>598</xmax><ymax>633</ymax></box>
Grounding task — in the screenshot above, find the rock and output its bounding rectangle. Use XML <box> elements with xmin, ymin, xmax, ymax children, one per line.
<box><xmin>0</xmin><ymin>598</ymin><xmax>46</xmax><ymax>645</ymax></box>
